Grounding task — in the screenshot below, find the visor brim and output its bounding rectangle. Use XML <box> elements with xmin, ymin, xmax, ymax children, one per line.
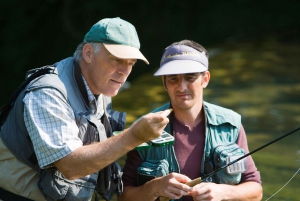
<box><xmin>154</xmin><ymin>60</ymin><xmax>207</xmax><ymax>76</ymax></box>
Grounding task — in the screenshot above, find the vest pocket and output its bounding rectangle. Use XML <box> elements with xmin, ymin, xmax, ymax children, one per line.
<box><xmin>212</xmin><ymin>143</ymin><xmax>246</xmax><ymax>184</ymax></box>
<box><xmin>38</xmin><ymin>167</ymin><xmax>97</xmax><ymax>201</ymax></box>
<box><xmin>136</xmin><ymin>159</ymin><xmax>169</xmax><ymax>186</ymax></box>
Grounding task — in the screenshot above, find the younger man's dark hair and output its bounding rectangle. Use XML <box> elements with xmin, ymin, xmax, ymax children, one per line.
<box><xmin>168</xmin><ymin>40</ymin><xmax>209</xmax><ymax>59</ymax></box>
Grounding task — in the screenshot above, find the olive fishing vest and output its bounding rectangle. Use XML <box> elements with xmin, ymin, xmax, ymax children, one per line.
<box><xmin>0</xmin><ymin>57</ymin><xmax>125</xmax><ymax>201</ymax></box>
<box><xmin>137</xmin><ymin>102</ymin><xmax>241</xmax><ymax>200</ymax></box>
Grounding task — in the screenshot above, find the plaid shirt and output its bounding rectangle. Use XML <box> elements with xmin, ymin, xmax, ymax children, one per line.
<box><xmin>23</xmin><ymin>76</ymin><xmax>104</xmax><ymax>168</ymax></box>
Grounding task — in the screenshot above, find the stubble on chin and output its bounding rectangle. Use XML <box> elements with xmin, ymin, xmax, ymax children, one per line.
<box><xmin>172</xmin><ymin>100</ymin><xmax>194</xmax><ymax>111</ymax></box>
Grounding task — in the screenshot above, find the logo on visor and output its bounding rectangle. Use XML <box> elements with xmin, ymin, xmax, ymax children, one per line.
<box><xmin>162</xmin><ymin>51</ymin><xmax>205</xmax><ymax>61</ymax></box>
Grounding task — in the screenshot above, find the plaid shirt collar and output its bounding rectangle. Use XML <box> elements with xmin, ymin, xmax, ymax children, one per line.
<box><xmin>82</xmin><ymin>76</ymin><xmax>104</xmax><ymax>118</ymax></box>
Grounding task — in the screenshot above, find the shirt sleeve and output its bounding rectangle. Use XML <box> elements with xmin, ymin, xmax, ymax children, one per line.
<box><xmin>23</xmin><ymin>88</ymin><xmax>83</xmax><ymax>168</ymax></box>
<box><xmin>237</xmin><ymin>125</ymin><xmax>262</xmax><ymax>184</ymax></box>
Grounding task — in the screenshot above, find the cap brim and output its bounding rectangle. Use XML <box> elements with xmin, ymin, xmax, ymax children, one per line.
<box><xmin>103</xmin><ymin>43</ymin><xmax>149</xmax><ymax>64</ymax></box>
<box><xmin>154</xmin><ymin>60</ymin><xmax>207</xmax><ymax>76</ymax></box>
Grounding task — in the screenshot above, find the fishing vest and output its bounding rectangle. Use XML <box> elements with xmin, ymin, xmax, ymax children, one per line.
<box><xmin>0</xmin><ymin>57</ymin><xmax>125</xmax><ymax>201</ymax></box>
<box><xmin>137</xmin><ymin>102</ymin><xmax>241</xmax><ymax>200</ymax></box>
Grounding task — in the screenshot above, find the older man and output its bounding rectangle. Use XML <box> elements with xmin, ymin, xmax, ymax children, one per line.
<box><xmin>0</xmin><ymin>17</ymin><xmax>171</xmax><ymax>201</ymax></box>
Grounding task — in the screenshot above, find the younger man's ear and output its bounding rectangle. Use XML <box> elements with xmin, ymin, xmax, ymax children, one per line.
<box><xmin>202</xmin><ymin>71</ymin><xmax>210</xmax><ymax>88</ymax></box>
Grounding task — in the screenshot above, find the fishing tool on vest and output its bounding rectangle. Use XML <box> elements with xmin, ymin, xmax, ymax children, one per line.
<box><xmin>160</xmin><ymin>126</ymin><xmax>300</xmax><ymax>201</ymax></box>
<box><xmin>113</xmin><ymin>108</ymin><xmax>175</xmax><ymax>150</ymax></box>
<box><xmin>113</xmin><ymin>130</ymin><xmax>174</xmax><ymax>150</ymax></box>
<box><xmin>150</xmin><ymin>130</ymin><xmax>175</xmax><ymax>147</ymax></box>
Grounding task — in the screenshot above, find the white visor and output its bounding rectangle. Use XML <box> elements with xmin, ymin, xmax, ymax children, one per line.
<box><xmin>154</xmin><ymin>60</ymin><xmax>207</xmax><ymax>76</ymax></box>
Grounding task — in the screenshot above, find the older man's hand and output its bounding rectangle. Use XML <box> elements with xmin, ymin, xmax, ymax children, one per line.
<box><xmin>130</xmin><ymin>109</ymin><xmax>172</xmax><ymax>142</ymax></box>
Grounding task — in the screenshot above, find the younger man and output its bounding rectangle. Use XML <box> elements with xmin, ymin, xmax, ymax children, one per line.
<box><xmin>119</xmin><ymin>40</ymin><xmax>263</xmax><ymax>201</ymax></box>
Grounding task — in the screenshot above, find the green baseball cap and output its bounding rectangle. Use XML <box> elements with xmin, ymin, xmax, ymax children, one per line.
<box><xmin>84</xmin><ymin>17</ymin><xmax>149</xmax><ymax>64</ymax></box>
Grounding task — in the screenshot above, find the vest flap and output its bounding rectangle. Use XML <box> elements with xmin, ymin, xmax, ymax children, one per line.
<box><xmin>204</xmin><ymin>101</ymin><xmax>241</xmax><ymax>128</ymax></box>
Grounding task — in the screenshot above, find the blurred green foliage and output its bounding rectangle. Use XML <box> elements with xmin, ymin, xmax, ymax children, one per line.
<box><xmin>1</xmin><ymin>0</ymin><xmax>300</xmax><ymax>104</ymax></box>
